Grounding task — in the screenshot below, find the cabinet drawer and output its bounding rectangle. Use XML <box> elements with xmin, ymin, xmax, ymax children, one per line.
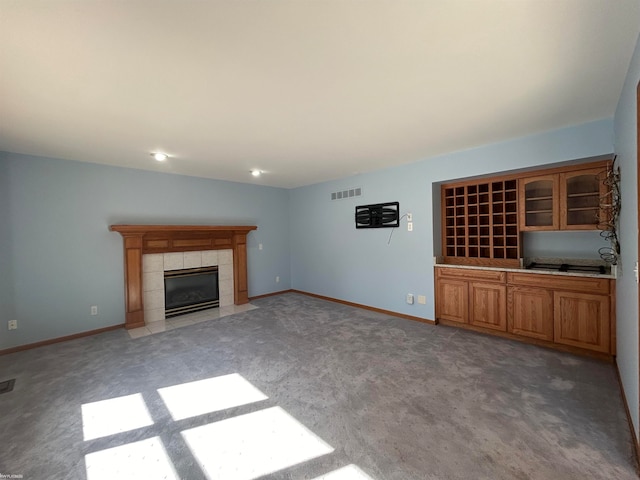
<box><xmin>437</xmin><ymin>267</ymin><xmax>505</xmax><ymax>283</ymax></box>
<box><xmin>507</xmin><ymin>272</ymin><xmax>609</xmax><ymax>294</ymax></box>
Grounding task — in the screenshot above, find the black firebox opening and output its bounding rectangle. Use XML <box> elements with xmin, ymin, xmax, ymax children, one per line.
<box><xmin>164</xmin><ymin>266</ymin><xmax>219</xmax><ymax>318</ymax></box>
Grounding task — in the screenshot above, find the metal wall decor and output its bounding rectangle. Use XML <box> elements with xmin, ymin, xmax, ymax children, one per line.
<box><xmin>597</xmin><ymin>156</ymin><xmax>621</xmax><ymax>264</ymax></box>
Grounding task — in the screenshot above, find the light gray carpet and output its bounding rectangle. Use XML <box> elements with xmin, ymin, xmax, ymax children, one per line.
<box><xmin>0</xmin><ymin>292</ymin><xmax>637</xmax><ymax>479</ymax></box>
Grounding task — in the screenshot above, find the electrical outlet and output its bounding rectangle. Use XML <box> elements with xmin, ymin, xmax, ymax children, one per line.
<box><xmin>406</xmin><ymin>293</ymin><xmax>414</xmax><ymax>304</ymax></box>
<box><xmin>276</xmin><ymin>276</ymin><xmax>280</xmax><ymax>283</ymax></box>
<box><xmin>91</xmin><ymin>306</ymin><xmax>98</xmax><ymax>316</ymax></box>
<box><xmin>8</xmin><ymin>320</ymin><xmax>17</xmax><ymax>330</ymax></box>
<box><xmin>259</xmin><ymin>243</ymin><xmax>263</xmax><ymax>250</ymax></box>
<box><xmin>418</xmin><ymin>295</ymin><xmax>427</xmax><ymax>305</ymax></box>
<box><xmin>406</xmin><ymin>213</ymin><xmax>413</xmax><ymax>222</ymax></box>
<box><xmin>407</xmin><ymin>222</ymin><xmax>413</xmax><ymax>231</ymax></box>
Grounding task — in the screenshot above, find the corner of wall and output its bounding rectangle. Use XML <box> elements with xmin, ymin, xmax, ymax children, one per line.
<box><xmin>613</xmin><ymin>30</ymin><xmax>640</xmax><ymax>443</ymax></box>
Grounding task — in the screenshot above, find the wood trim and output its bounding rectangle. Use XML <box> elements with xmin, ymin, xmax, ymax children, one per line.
<box><xmin>441</xmin><ymin>159</ymin><xmax>611</xmax><ymax>189</ymax></box>
<box><xmin>249</xmin><ymin>289</ymin><xmax>294</xmax><ymax>301</ymax></box>
<box><xmin>290</xmin><ymin>289</ymin><xmax>437</xmax><ymax>325</ymax></box>
<box><xmin>507</xmin><ymin>272</ymin><xmax>610</xmax><ymax>295</ymax></box>
<box><xmin>440</xmin><ymin>256</ymin><xmax>520</xmax><ymax>268</ymax></box>
<box><xmin>110</xmin><ymin>225</ymin><xmax>257</xmax><ymax>234</ymax></box>
<box><xmin>0</xmin><ymin>324</ymin><xmax>124</xmax><ymax>356</ymax></box>
<box><xmin>616</xmin><ymin>359</ymin><xmax>640</xmax><ymax>474</ymax></box>
<box><xmin>436</xmin><ymin>266</ymin><xmax>506</xmax><ymax>282</ymax></box>
<box><xmin>110</xmin><ymin>225</ymin><xmax>257</xmax><ymax>328</ymax></box>
<box><xmin>437</xmin><ymin>318</ymin><xmax>614</xmax><ymax>362</ymax></box>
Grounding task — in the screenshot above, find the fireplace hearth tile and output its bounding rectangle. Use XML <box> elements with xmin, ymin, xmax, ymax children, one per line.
<box><xmin>192</xmin><ymin>312</ymin><xmax>220</xmax><ymax>324</ymax></box>
<box><xmin>146</xmin><ymin>320</ymin><xmax>168</xmax><ymax>333</ymax></box>
<box><xmin>128</xmin><ymin>327</ymin><xmax>152</xmax><ymax>339</ymax></box>
<box><xmin>167</xmin><ymin>317</ymin><xmax>195</xmax><ymax>329</ymax></box>
<box><xmin>128</xmin><ymin>303</ymin><xmax>257</xmax><ymax>338</ymax></box>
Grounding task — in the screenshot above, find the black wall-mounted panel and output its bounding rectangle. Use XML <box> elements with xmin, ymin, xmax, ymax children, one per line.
<box><xmin>355</xmin><ymin>202</ymin><xmax>399</xmax><ymax>228</ymax></box>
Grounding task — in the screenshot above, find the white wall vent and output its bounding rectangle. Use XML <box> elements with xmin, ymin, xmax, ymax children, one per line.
<box><xmin>331</xmin><ymin>187</ymin><xmax>362</xmax><ymax>201</ymax></box>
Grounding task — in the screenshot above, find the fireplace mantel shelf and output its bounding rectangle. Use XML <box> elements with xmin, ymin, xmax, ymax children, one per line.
<box><xmin>110</xmin><ymin>224</ymin><xmax>257</xmax><ymax>329</ymax></box>
<box><xmin>110</xmin><ymin>225</ymin><xmax>257</xmax><ymax>234</ymax></box>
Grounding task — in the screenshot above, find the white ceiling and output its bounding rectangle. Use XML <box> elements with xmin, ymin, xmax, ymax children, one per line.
<box><xmin>1</xmin><ymin>1</ymin><xmax>639</xmax><ymax>188</ymax></box>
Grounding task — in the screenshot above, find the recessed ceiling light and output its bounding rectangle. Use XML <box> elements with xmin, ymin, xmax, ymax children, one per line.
<box><xmin>152</xmin><ymin>152</ymin><xmax>168</xmax><ymax>162</ymax></box>
<box><xmin>251</xmin><ymin>169</ymin><xmax>261</xmax><ymax>177</ymax></box>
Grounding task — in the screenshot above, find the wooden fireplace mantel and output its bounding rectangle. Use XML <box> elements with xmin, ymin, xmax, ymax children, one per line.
<box><xmin>110</xmin><ymin>225</ymin><xmax>257</xmax><ymax>329</ymax></box>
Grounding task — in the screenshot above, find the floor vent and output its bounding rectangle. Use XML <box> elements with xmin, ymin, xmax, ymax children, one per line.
<box><xmin>331</xmin><ymin>187</ymin><xmax>362</xmax><ymax>201</ymax></box>
<box><xmin>0</xmin><ymin>379</ymin><xmax>15</xmax><ymax>394</ymax></box>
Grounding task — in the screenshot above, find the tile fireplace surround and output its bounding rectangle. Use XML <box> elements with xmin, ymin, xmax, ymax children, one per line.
<box><xmin>110</xmin><ymin>225</ymin><xmax>257</xmax><ymax>329</ymax></box>
<box><xmin>142</xmin><ymin>249</ymin><xmax>234</xmax><ymax>323</ymax></box>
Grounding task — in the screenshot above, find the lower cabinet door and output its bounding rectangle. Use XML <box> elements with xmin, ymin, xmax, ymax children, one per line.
<box><xmin>436</xmin><ymin>279</ymin><xmax>468</xmax><ymax>323</ymax></box>
<box><xmin>469</xmin><ymin>282</ymin><xmax>506</xmax><ymax>331</ymax></box>
<box><xmin>554</xmin><ymin>291</ymin><xmax>610</xmax><ymax>353</ymax></box>
<box><xmin>507</xmin><ymin>286</ymin><xmax>554</xmax><ymax>341</ymax></box>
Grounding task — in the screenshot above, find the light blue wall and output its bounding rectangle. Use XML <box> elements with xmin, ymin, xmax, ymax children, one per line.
<box><xmin>522</xmin><ymin>231</ymin><xmax>608</xmax><ymax>259</ymax></box>
<box><xmin>0</xmin><ymin>152</ymin><xmax>291</xmax><ymax>350</ymax></box>
<box><xmin>614</xmin><ymin>32</ymin><xmax>640</xmax><ymax>440</ymax></box>
<box><xmin>290</xmin><ymin>118</ymin><xmax>614</xmax><ymax>320</ymax></box>
<box><xmin>0</xmin><ymin>156</ymin><xmax>15</xmax><ymax>324</ymax></box>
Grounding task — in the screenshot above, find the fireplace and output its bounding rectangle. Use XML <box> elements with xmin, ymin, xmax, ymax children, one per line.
<box><xmin>164</xmin><ymin>266</ymin><xmax>219</xmax><ymax>318</ymax></box>
<box><xmin>109</xmin><ymin>225</ymin><xmax>257</xmax><ymax>329</ymax></box>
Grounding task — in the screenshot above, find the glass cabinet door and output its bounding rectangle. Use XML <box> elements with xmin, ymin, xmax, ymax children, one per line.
<box><xmin>560</xmin><ymin>168</ymin><xmax>603</xmax><ymax>229</ymax></box>
<box><xmin>519</xmin><ymin>175</ymin><xmax>559</xmax><ymax>230</ymax></box>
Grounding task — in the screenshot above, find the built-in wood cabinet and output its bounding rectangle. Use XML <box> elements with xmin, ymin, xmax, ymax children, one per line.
<box><xmin>435</xmin><ymin>268</ymin><xmax>506</xmax><ymax>331</ymax></box>
<box><xmin>519</xmin><ymin>163</ymin><xmax>608</xmax><ymax>231</ymax></box>
<box><xmin>559</xmin><ymin>167</ymin><xmax>607</xmax><ymax>230</ymax></box>
<box><xmin>442</xmin><ymin>161</ymin><xmax>611</xmax><ymax>265</ymax></box>
<box><xmin>554</xmin><ymin>291</ymin><xmax>610</xmax><ymax>353</ymax></box>
<box><xmin>469</xmin><ymin>282</ymin><xmax>506</xmax><ymax>331</ymax></box>
<box><xmin>507</xmin><ymin>286</ymin><xmax>554</xmax><ymax>341</ymax></box>
<box><xmin>435</xmin><ymin>278</ymin><xmax>468</xmax><ymax>323</ymax></box>
<box><xmin>435</xmin><ymin>266</ymin><xmax>616</xmax><ymax>359</ymax></box>
<box><xmin>519</xmin><ymin>175</ymin><xmax>559</xmax><ymax>230</ymax></box>
<box><xmin>442</xmin><ymin>179</ymin><xmax>519</xmax><ymax>267</ymax></box>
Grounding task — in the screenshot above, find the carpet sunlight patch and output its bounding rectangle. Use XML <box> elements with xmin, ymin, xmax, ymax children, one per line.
<box><xmin>181</xmin><ymin>406</ymin><xmax>334</xmax><ymax>480</ymax></box>
<box><xmin>81</xmin><ymin>393</ymin><xmax>154</xmax><ymax>441</ymax></box>
<box><xmin>158</xmin><ymin>373</ymin><xmax>268</xmax><ymax>421</ymax></box>
<box><xmin>311</xmin><ymin>464</ymin><xmax>376</xmax><ymax>479</ymax></box>
<box><xmin>84</xmin><ymin>436</ymin><xmax>178</xmax><ymax>480</ymax></box>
